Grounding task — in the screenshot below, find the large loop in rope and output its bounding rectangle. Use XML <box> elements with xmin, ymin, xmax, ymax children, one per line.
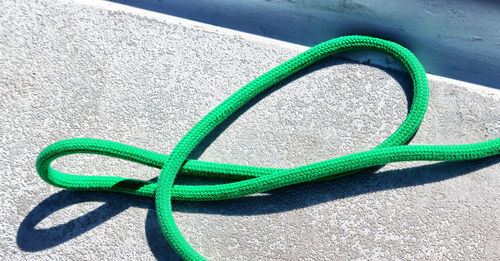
<box><xmin>36</xmin><ymin>36</ymin><xmax>500</xmax><ymax>260</ymax></box>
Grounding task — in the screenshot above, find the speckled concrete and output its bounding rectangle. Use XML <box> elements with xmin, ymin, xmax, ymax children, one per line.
<box><xmin>1</xmin><ymin>0</ymin><xmax>499</xmax><ymax>260</ymax></box>
<box><xmin>109</xmin><ymin>0</ymin><xmax>500</xmax><ymax>88</ymax></box>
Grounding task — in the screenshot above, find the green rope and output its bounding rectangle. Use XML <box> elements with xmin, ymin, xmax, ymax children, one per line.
<box><xmin>36</xmin><ymin>35</ymin><xmax>500</xmax><ymax>260</ymax></box>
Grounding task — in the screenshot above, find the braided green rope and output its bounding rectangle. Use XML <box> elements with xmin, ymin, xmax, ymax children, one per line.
<box><xmin>36</xmin><ymin>35</ymin><xmax>500</xmax><ymax>260</ymax></box>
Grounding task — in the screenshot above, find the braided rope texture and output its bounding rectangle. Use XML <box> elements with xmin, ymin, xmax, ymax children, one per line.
<box><xmin>36</xmin><ymin>35</ymin><xmax>500</xmax><ymax>260</ymax></box>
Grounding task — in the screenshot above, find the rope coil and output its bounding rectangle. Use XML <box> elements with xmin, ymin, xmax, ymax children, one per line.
<box><xmin>36</xmin><ymin>35</ymin><xmax>500</xmax><ymax>260</ymax></box>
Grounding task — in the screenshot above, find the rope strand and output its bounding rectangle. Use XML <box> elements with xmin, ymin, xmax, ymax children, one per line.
<box><xmin>36</xmin><ymin>35</ymin><xmax>500</xmax><ymax>260</ymax></box>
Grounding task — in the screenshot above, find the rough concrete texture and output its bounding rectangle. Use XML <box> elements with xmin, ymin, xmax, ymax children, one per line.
<box><xmin>109</xmin><ymin>0</ymin><xmax>500</xmax><ymax>88</ymax></box>
<box><xmin>1</xmin><ymin>0</ymin><xmax>499</xmax><ymax>260</ymax></box>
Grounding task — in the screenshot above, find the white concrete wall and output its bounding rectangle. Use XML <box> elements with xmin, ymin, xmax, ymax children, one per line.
<box><xmin>110</xmin><ymin>0</ymin><xmax>500</xmax><ymax>88</ymax></box>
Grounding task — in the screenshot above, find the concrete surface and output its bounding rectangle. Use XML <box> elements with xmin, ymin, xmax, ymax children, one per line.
<box><xmin>1</xmin><ymin>0</ymin><xmax>499</xmax><ymax>260</ymax></box>
<box><xmin>109</xmin><ymin>0</ymin><xmax>500</xmax><ymax>89</ymax></box>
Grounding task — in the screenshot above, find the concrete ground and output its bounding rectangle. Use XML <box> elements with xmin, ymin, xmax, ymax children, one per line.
<box><xmin>1</xmin><ymin>0</ymin><xmax>499</xmax><ymax>260</ymax></box>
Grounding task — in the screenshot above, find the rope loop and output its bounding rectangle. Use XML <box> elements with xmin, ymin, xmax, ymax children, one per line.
<box><xmin>36</xmin><ymin>35</ymin><xmax>500</xmax><ymax>260</ymax></box>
